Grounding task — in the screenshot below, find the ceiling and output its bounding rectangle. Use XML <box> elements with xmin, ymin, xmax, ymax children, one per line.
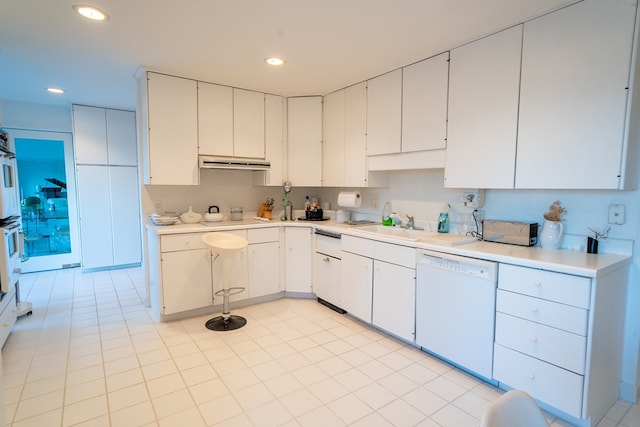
<box><xmin>0</xmin><ymin>0</ymin><xmax>576</xmax><ymax>111</ymax></box>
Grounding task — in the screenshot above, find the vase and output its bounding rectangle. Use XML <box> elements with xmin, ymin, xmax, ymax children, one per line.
<box><xmin>539</xmin><ymin>219</ymin><xmax>564</xmax><ymax>249</ymax></box>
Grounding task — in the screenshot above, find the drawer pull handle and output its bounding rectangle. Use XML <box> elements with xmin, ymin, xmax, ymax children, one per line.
<box><xmin>531</xmin><ymin>306</ymin><xmax>539</xmax><ymax>313</ymax></box>
<box><xmin>530</xmin><ymin>336</ymin><xmax>538</xmax><ymax>342</ymax></box>
<box><xmin>528</xmin><ymin>373</ymin><xmax>536</xmax><ymax>380</ymax></box>
<box><xmin>323</xmin><ymin>257</ymin><xmax>330</xmax><ymax>262</ymax></box>
<box><xmin>534</xmin><ymin>281</ymin><xmax>542</xmax><ymax>287</ymax></box>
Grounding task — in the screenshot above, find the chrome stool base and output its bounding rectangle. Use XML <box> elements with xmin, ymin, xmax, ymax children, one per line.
<box><xmin>205</xmin><ymin>286</ymin><xmax>247</xmax><ymax>331</ymax></box>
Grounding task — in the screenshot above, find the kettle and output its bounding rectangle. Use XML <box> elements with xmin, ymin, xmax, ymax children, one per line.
<box><xmin>204</xmin><ymin>205</ymin><xmax>224</xmax><ymax>222</ymax></box>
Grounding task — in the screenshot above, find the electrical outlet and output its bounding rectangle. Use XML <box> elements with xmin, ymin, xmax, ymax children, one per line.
<box><xmin>461</xmin><ymin>190</ymin><xmax>484</xmax><ymax>208</ymax></box>
<box><xmin>154</xmin><ymin>201</ymin><xmax>164</xmax><ymax>212</ymax></box>
<box><xmin>370</xmin><ymin>199</ymin><xmax>378</xmax><ymax>209</ymax></box>
<box><xmin>608</xmin><ymin>204</ymin><xmax>625</xmax><ymax>225</ymax></box>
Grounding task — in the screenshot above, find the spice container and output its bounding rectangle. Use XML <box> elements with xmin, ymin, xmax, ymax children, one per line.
<box><xmin>230</xmin><ymin>207</ymin><xmax>243</xmax><ymax>221</ymax></box>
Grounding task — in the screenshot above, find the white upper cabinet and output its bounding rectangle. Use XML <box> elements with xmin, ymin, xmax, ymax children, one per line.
<box><xmin>323</xmin><ymin>89</ymin><xmax>345</xmax><ymax>187</ymax></box>
<box><xmin>233</xmin><ymin>88</ymin><xmax>265</xmax><ymax>159</ymax></box>
<box><xmin>197</xmin><ymin>82</ymin><xmax>233</xmax><ymax>157</ymax></box>
<box><xmin>140</xmin><ymin>71</ymin><xmax>199</xmax><ymax>185</ymax></box>
<box><xmin>73</xmin><ymin>105</ymin><xmax>108</xmax><ymax>164</ymax></box>
<box><xmin>366</xmin><ymin>69</ymin><xmax>402</xmax><ymax>156</ymax></box>
<box><xmin>106</xmin><ymin>109</ymin><xmax>138</xmax><ymax>166</ymax></box>
<box><xmin>344</xmin><ymin>82</ymin><xmax>369</xmax><ymax>187</ymax></box>
<box><xmin>255</xmin><ymin>94</ymin><xmax>284</xmax><ymax>186</ymax></box>
<box><xmin>322</xmin><ymin>82</ymin><xmax>372</xmax><ymax>187</ymax></box>
<box><xmin>516</xmin><ymin>0</ymin><xmax>638</xmax><ymax>189</ymax></box>
<box><xmin>402</xmin><ymin>52</ymin><xmax>449</xmax><ymax>153</ymax></box>
<box><xmin>73</xmin><ymin>106</ymin><xmax>137</xmax><ymax>166</ymax></box>
<box><xmin>445</xmin><ymin>25</ymin><xmax>523</xmax><ymax>189</ymax></box>
<box><xmin>287</xmin><ymin>96</ymin><xmax>323</xmax><ymax>187</ymax></box>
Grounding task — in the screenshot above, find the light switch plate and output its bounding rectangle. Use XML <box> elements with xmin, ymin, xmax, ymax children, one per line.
<box><xmin>608</xmin><ymin>204</ymin><xmax>625</xmax><ymax>225</ymax></box>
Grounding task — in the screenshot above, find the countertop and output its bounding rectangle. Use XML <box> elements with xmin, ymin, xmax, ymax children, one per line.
<box><xmin>146</xmin><ymin>218</ymin><xmax>631</xmax><ymax>278</ymax></box>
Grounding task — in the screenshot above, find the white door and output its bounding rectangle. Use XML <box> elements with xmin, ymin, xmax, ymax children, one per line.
<box><xmin>10</xmin><ymin>129</ymin><xmax>81</xmax><ymax>272</ymax></box>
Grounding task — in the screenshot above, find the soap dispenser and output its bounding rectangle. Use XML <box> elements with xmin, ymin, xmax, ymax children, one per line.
<box><xmin>382</xmin><ymin>202</ymin><xmax>392</xmax><ymax>226</ymax></box>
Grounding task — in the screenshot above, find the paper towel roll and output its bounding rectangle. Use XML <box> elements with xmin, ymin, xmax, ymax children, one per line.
<box><xmin>337</xmin><ymin>191</ymin><xmax>362</xmax><ymax>208</ymax></box>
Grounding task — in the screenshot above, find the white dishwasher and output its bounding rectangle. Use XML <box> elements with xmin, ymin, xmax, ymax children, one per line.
<box><xmin>415</xmin><ymin>249</ymin><xmax>498</xmax><ymax>380</ymax></box>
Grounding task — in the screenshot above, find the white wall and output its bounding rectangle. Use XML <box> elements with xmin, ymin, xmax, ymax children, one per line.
<box><xmin>0</xmin><ymin>99</ymin><xmax>72</xmax><ymax>133</ymax></box>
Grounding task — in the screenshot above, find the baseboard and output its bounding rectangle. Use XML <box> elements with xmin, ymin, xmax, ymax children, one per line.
<box><xmin>620</xmin><ymin>381</ymin><xmax>639</xmax><ymax>403</ymax></box>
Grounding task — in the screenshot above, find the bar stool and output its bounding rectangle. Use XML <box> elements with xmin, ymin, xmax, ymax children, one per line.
<box><xmin>202</xmin><ymin>232</ymin><xmax>248</xmax><ymax>331</ymax></box>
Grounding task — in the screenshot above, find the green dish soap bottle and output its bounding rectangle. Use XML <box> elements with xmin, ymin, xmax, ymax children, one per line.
<box><xmin>382</xmin><ymin>202</ymin><xmax>393</xmax><ymax>226</ymax></box>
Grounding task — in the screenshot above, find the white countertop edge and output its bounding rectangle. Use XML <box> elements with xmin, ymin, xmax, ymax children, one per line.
<box><xmin>145</xmin><ymin>219</ymin><xmax>631</xmax><ymax>277</ymax></box>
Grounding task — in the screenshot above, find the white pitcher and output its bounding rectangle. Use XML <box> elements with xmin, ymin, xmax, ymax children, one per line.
<box><xmin>539</xmin><ymin>219</ymin><xmax>564</xmax><ymax>249</ymax></box>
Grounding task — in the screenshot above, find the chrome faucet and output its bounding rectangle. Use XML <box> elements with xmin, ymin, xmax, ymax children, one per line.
<box><xmin>403</xmin><ymin>215</ymin><xmax>423</xmax><ymax>231</ymax></box>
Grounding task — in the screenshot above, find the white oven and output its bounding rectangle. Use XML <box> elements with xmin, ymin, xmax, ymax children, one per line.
<box><xmin>0</xmin><ymin>221</ymin><xmax>21</xmax><ymax>294</ymax></box>
<box><xmin>0</xmin><ymin>154</ymin><xmax>20</xmax><ymax>219</ymax></box>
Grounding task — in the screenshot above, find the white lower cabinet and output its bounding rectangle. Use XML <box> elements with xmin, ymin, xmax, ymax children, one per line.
<box><xmin>372</xmin><ymin>259</ymin><xmax>415</xmax><ymax>342</ymax></box>
<box><xmin>152</xmin><ymin>228</ymin><xmax>282</xmax><ymax>317</ymax></box>
<box><xmin>161</xmin><ymin>247</ymin><xmax>213</xmax><ymax>315</ymax></box>
<box><xmin>247</xmin><ymin>228</ymin><xmax>281</xmax><ymax>298</ymax></box>
<box><xmin>340</xmin><ymin>251</ymin><xmax>373</xmax><ymax>323</ymax></box>
<box><xmin>341</xmin><ymin>235</ymin><xmax>416</xmax><ymax>342</ymax></box>
<box><xmin>493</xmin><ymin>263</ymin><xmax>628</xmax><ymax>424</ymax></box>
<box><xmin>248</xmin><ymin>242</ymin><xmax>280</xmax><ymax>298</ymax></box>
<box><xmin>285</xmin><ymin>228</ymin><xmax>312</xmax><ymax>293</ymax></box>
<box><xmin>77</xmin><ymin>165</ymin><xmax>142</xmax><ymax>269</ymax></box>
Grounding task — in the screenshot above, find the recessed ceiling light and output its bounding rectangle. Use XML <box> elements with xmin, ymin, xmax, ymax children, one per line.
<box><xmin>47</xmin><ymin>88</ymin><xmax>65</xmax><ymax>94</ymax></box>
<box><xmin>265</xmin><ymin>57</ymin><xmax>285</xmax><ymax>66</ymax></box>
<box><xmin>73</xmin><ymin>4</ymin><xmax>109</xmax><ymax>21</ymax></box>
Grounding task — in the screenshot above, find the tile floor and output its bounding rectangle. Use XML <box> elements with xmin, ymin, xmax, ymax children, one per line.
<box><xmin>2</xmin><ymin>267</ymin><xmax>639</xmax><ymax>427</ymax></box>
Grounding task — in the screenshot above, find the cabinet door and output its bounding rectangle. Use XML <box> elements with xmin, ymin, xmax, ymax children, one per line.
<box><xmin>259</xmin><ymin>94</ymin><xmax>284</xmax><ymax>186</ymax></box>
<box><xmin>288</xmin><ymin>96</ymin><xmax>323</xmax><ymax>186</ymax></box>
<box><xmin>198</xmin><ymin>82</ymin><xmax>233</xmax><ymax>157</ymax></box>
<box><xmin>161</xmin><ymin>249</ymin><xmax>213</xmax><ymax>315</ymax></box>
<box><xmin>323</xmin><ymin>90</ymin><xmax>345</xmax><ymax>187</ymax></box>
<box><xmin>77</xmin><ymin>165</ymin><xmax>114</xmax><ymax>269</ymax></box>
<box><xmin>313</xmin><ymin>253</ymin><xmax>341</xmax><ymax>306</ymax></box>
<box><xmin>344</xmin><ymin>82</ymin><xmax>368</xmax><ymax>187</ymax></box>
<box><xmin>110</xmin><ymin>166</ymin><xmax>141</xmax><ymax>266</ymax></box>
<box><xmin>234</xmin><ymin>88</ymin><xmax>265</xmax><ymax>158</ymax></box>
<box><xmin>341</xmin><ymin>251</ymin><xmax>373</xmax><ymax>323</ymax></box>
<box><xmin>212</xmin><ymin>246</ymin><xmax>249</xmax><ymax>303</ymax></box>
<box><xmin>445</xmin><ymin>25</ymin><xmax>522</xmax><ymax>189</ymax></box>
<box><xmin>146</xmin><ymin>72</ymin><xmax>199</xmax><ymax>185</ymax></box>
<box><xmin>516</xmin><ymin>0</ymin><xmax>636</xmax><ymax>189</ymax></box>
<box><xmin>248</xmin><ymin>241</ymin><xmax>280</xmax><ymax>298</ymax></box>
<box><xmin>372</xmin><ymin>260</ymin><xmax>415</xmax><ymax>342</ymax></box>
<box><xmin>73</xmin><ymin>105</ymin><xmax>108</xmax><ymax>165</ymax></box>
<box><xmin>285</xmin><ymin>228</ymin><xmax>312</xmax><ymax>293</ymax></box>
<box><xmin>106</xmin><ymin>109</ymin><xmax>138</xmax><ymax>166</ymax></box>
<box><xmin>402</xmin><ymin>52</ymin><xmax>449</xmax><ymax>152</ymax></box>
<box><xmin>366</xmin><ymin>69</ymin><xmax>402</xmax><ymax>155</ymax></box>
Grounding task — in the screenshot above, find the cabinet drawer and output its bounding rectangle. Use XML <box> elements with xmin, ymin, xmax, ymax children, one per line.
<box><xmin>342</xmin><ymin>235</ymin><xmax>374</xmax><ymax>258</ymax></box>
<box><xmin>493</xmin><ymin>344</ymin><xmax>583</xmax><ymax>418</ymax></box>
<box><xmin>497</xmin><ymin>289</ymin><xmax>588</xmax><ymax>335</ymax></box>
<box><xmin>248</xmin><ymin>227</ymin><xmax>279</xmax><ymax>244</ymax></box>
<box><xmin>499</xmin><ymin>264</ymin><xmax>591</xmax><ymax>308</ymax></box>
<box><xmin>161</xmin><ymin>233</ymin><xmax>209</xmax><ymax>252</ymax></box>
<box><xmin>495</xmin><ymin>312</ymin><xmax>586</xmax><ymax>374</ymax></box>
<box><xmin>374</xmin><ymin>241</ymin><xmax>415</xmax><ymax>269</ymax></box>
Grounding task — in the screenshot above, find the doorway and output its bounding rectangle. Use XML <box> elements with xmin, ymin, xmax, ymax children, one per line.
<box><xmin>9</xmin><ymin>129</ymin><xmax>81</xmax><ymax>272</ymax></box>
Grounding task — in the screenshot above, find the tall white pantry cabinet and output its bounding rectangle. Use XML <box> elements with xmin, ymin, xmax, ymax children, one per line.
<box><xmin>72</xmin><ymin>105</ymin><xmax>142</xmax><ymax>270</ymax></box>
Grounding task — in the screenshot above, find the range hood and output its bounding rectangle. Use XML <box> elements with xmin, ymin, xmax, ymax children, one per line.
<box><xmin>198</xmin><ymin>155</ymin><xmax>271</xmax><ymax>171</ymax></box>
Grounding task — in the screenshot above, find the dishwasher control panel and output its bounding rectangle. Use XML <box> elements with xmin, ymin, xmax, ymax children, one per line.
<box><xmin>417</xmin><ymin>250</ymin><xmax>497</xmax><ymax>281</ymax></box>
